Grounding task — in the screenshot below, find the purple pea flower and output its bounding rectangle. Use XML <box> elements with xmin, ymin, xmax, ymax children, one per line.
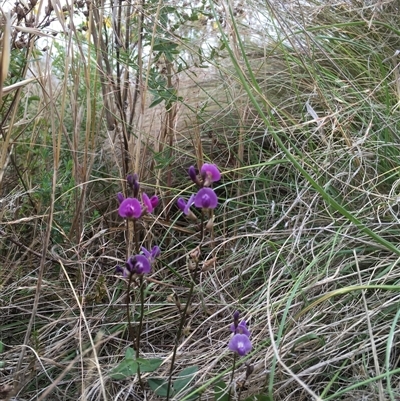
<box><xmin>194</xmin><ymin>188</ymin><xmax>218</xmax><ymax>209</ymax></box>
<box><xmin>201</xmin><ymin>163</ymin><xmax>221</xmax><ymax>186</ymax></box>
<box><xmin>119</xmin><ymin>197</ymin><xmax>142</xmax><ymax>219</ymax></box>
<box><xmin>126</xmin><ymin>254</ymin><xmax>151</xmax><ymax>275</ymax></box>
<box><xmin>116</xmin><ymin>250</ymin><xmax>156</xmax><ymax>277</ymax></box>
<box><xmin>228</xmin><ymin>333</ymin><xmax>252</xmax><ymax>356</ymax></box>
<box><xmin>142</xmin><ymin>193</ymin><xmax>159</xmax><ymax>213</ymax></box>
<box><xmin>230</xmin><ymin>320</ymin><xmax>251</xmax><ymax>337</ymax></box>
<box><xmin>177</xmin><ymin>194</ymin><xmax>197</xmax><ymax>220</ymax></box>
<box><xmin>141</xmin><ymin>245</ymin><xmax>161</xmax><ymax>263</ymax></box>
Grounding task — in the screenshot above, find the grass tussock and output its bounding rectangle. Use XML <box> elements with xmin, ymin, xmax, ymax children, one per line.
<box><xmin>1</xmin><ymin>0</ymin><xmax>400</xmax><ymax>400</ymax></box>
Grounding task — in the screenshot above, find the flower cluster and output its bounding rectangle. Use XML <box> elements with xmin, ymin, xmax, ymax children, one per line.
<box><xmin>116</xmin><ymin>174</ymin><xmax>161</xmax><ymax>277</ymax></box>
<box><xmin>177</xmin><ymin>163</ymin><xmax>220</xmax><ymax>216</ymax></box>
<box><xmin>228</xmin><ymin>311</ymin><xmax>252</xmax><ymax>356</ymax></box>
<box><xmin>117</xmin><ymin>174</ymin><xmax>159</xmax><ymax>219</ymax></box>
<box><xmin>116</xmin><ymin>246</ymin><xmax>160</xmax><ymax>277</ymax></box>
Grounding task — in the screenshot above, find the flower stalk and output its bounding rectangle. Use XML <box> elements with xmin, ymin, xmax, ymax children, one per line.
<box><xmin>227</xmin><ymin>311</ymin><xmax>253</xmax><ymax>400</ymax></box>
<box><xmin>136</xmin><ymin>275</ymin><xmax>145</xmax><ymax>359</ymax></box>
<box><xmin>116</xmin><ymin>174</ymin><xmax>160</xmax><ymax>357</ymax></box>
<box><xmin>167</xmin><ymin>163</ymin><xmax>220</xmax><ymax>401</ymax></box>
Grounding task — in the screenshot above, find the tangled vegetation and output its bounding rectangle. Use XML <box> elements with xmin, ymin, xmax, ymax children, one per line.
<box><xmin>1</xmin><ymin>0</ymin><xmax>400</xmax><ymax>400</ymax></box>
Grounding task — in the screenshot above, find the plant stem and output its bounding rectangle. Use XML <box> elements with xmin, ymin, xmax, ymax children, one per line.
<box><xmin>200</xmin><ymin>209</ymin><xmax>204</xmax><ymax>242</ymax></box>
<box><xmin>133</xmin><ymin>219</ymin><xmax>139</xmax><ymax>254</ymax></box>
<box><xmin>126</xmin><ymin>275</ymin><xmax>135</xmax><ymax>345</ymax></box>
<box><xmin>137</xmin><ymin>363</ymin><xmax>144</xmax><ymax>392</ymax></box>
<box><xmin>136</xmin><ymin>275</ymin><xmax>145</xmax><ymax>359</ymax></box>
<box><xmin>166</xmin><ymin>273</ymin><xmax>197</xmax><ymax>400</ymax></box>
<box><xmin>166</xmin><ymin>212</ymin><xmax>205</xmax><ymax>401</ymax></box>
<box><xmin>228</xmin><ymin>353</ymin><xmax>237</xmax><ymax>401</ymax></box>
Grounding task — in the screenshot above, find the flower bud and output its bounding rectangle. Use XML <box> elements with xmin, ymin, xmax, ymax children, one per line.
<box><xmin>117</xmin><ymin>192</ymin><xmax>125</xmax><ymax>204</ymax></box>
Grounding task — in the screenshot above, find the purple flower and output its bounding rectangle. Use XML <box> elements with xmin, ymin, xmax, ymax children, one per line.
<box><xmin>177</xmin><ymin>194</ymin><xmax>197</xmax><ymax>219</ymax></box>
<box><xmin>230</xmin><ymin>320</ymin><xmax>251</xmax><ymax>337</ymax></box>
<box><xmin>141</xmin><ymin>245</ymin><xmax>161</xmax><ymax>263</ymax></box>
<box><xmin>177</xmin><ymin>198</ymin><xmax>187</xmax><ymax>213</ymax></box>
<box><xmin>201</xmin><ymin>163</ymin><xmax>221</xmax><ymax>186</ymax></box>
<box><xmin>233</xmin><ymin>310</ymin><xmax>240</xmax><ymax>324</ymax></box>
<box><xmin>119</xmin><ymin>197</ymin><xmax>142</xmax><ymax>219</ymax></box>
<box><xmin>194</xmin><ymin>188</ymin><xmax>218</xmax><ymax>209</ymax></box>
<box><xmin>142</xmin><ymin>193</ymin><xmax>159</xmax><ymax>213</ymax></box>
<box><xmin>188</xmin><ymin>165</ymin><xmax>201</xmax><ymax>186</ymax></box>
<box><xmin>115</xmin><ymin>265</ymin><xmax>126</xmax><ymax>276</ymax></box>
<box><xmin>228</xmin><ymin>333</ymin><xmax>252</xmax><ymax>356</ymax></box>
<box><xmin>126</xmin><ymin>254</ymin><xmax>151</xmax><ymax>275</ymax></box>
<box><xmin>114</xmin><ymin>245</ymin><xmax>160</xmax><ymax>278</ymax></box>
<box><xmin>150</xmin><ymin>195</ymin><xmax>159</xmax><ymax>208</ymax></box>
<box><xmin>127</xmin><ymin>174</ymin><xmax>140</xmax><ymax>197</ymax></box>
<box><xmin>117</xmin><ymin>192</ymin><xmax>125</xmax><ymax>204</ymax></box>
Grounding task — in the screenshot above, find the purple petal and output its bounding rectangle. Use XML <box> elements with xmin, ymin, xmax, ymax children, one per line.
<box><xmin>150</xmin><ymin>246</ymin><xmax>161</xmax><ymax>259</ymax></box>
<box><xmin>127</xmin><ymin>174</ymin><xmax>140</xmax><ymax>196</ymax></box>
<box><xmin>228</xmin><ymin>333</ymin><xmax>252</xmax><ymax>356</ymax></box>
<box><xmin>237</xmin><ymin>321</ymin><xmax>251</xmax><ymax>337</ymax></box>
<box><xmin>201</xmin><ymin>163</ymin><xmax>221</xmax><ymax>185</ymax></box>
<box><xmin>126</xmin><ymin>257</ymin><xmax>136</xmax><ymax>273</ymax></box>
<box><xmin>150</xmin><ymin>195</ymin><xmax>159</xmax><ymax>208</ymax></box>
<box><xmin>117</xmin><ymin>192</ymin><xmax>125</xmax><ymax>204</ymax></box>
<box><xmin>177</xmin><ymin>195</ymin><xmax>196</xmax><ymax>215</ymax></box>
<box><xmin>185</xmin><ymin>194</ymin><xmax>196</xmax><ymax>214</ymax></box>
<box><xmin>116</xmin><ymin>265</ymin><xmax>124</xmax><ymax>274</ymax></box>
<box><xmin>142</xmin><ymin>193</ymin><xmax>153</xmax><ymax>213</ymax></box>
<box><xmin>127</xmin><ymin>175</ymin><xmax>135</xmax><ymax>187</ymax></box>
<box><xmin>194</xmin><ymin>188</ymin><xmax>218</xmax><ymax>209</ymax></box>
<box><xmin>141</xmin><ymin>245</ymin><xmax>160</xmax><ymax>263</ymax></box>
<box><xmin>230</xmin><ymin>321</ymin><xmax>250</xmax><ymax>337</ymax></box>
<box><xmin>141</xmin><ymin>246</ymin><xmax>151</xmax><ymax>260</ymax></box>
<box><xmin>119</xmin><ymin>198</ymin><xmax>142</xmax><ymax>219</ymax></box>
<box><xmin>133</xmin><ymin>254</ymin><xmax>151</xmax><ymax>274</ymax></box>
<box><xmin>188</xmin><ymin>165</ymin><xmax>197</xmax><ymax>182</ymax></box>
<box><xmin>177</xmin><ymin>198</ymin><xmax>186</xmax><ymax>212</ymax></box>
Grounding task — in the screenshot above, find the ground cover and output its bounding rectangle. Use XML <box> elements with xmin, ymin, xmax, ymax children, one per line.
<box><xmin>1</xmin><ymin>0</ymin><xmax>400</xmax><ymax>400</ymax></box>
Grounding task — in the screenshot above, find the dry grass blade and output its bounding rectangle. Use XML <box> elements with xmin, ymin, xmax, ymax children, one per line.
<box><xmin>2</xmin><ymin>77</ymin><xmax>38</xmax><ymax>97</ymax></box>
<box><xmin>0</xmin><ymin>9</ymin><xmax>10</xmax><ymax>100</ymax></box>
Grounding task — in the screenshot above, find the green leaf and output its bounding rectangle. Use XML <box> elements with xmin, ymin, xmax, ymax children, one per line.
<box><xmin>149</xmin><ymin>97</ymin><xmax>164</xmax><ymax>108</ymax></box>
<box><xmin>153</xmin><ymin>40</ymin><xmax>179</xmax><ymax>53</ymax></box>
<box><xmin>109</xmin><ymin>348</ymin><xmax>138</xmax><ymax>379</ymax></box>
<box><xmin>214</xmin><ymin>380</ymin><xmax>229</xmax><ymax>401</ymax></box>
<box><xmin>174</xmin><ymin>366</ymin><xmax>198</xmax><ymax>393</ymax></box>
<box><xmin>109</xmin><ymin>358</ymin><xmax>139</xmax><ymax>380</ymax></box>
<box><xmin>28</xmin><ymin>96</ymin><xmax>40</xmax><ymax>103</ymax></box>
<box><xmin>136</xmin><ymin>357</ymin><xmax>163</xmax><ymax>372</ymax></box>
<box><xmin>125</xmin><ymin>347</ymin><xmax>135</xmax><ymax>358</ymax></box>
<box><xmin>148</xmin><ymin>378</ymin><xmax>171</xmax><ymax>397</ymax></box>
